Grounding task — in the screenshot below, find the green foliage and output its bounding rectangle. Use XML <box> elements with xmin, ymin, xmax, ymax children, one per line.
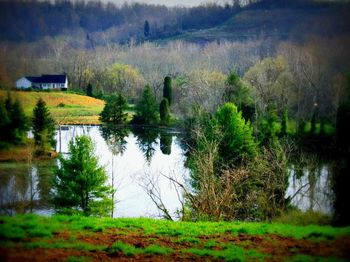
<box><xmin>52</xmin><ymin>135</ymin><xmax>113</xmax><ymax>216</ymax></box>
<box><xmin>109</xmin><ymin>241</ymin><xmax>142</xmax><ymax>256</ymax></box>
<box><xmin>224</xmin><ymin>71</ymin><xmax>254</xmax><ymax>120</ymax></box>
<box><xmin>159</xmin><ymin>98</ymin><xmax>170</xmax><ymax>126</ymax></box>
<box><xmin>216</xmin><ymin>102</ymin><xmax>257</xmax><ymax>163</ymax></box>
<box><xmin>0</xmin><ymin>94</ymin><xmax>28</xmax><ymax>146</ymax></box>
<box><xmin>258</xmin><ymin>104</ymin><xmax>280</xmax><ymax>144</ymax></box>
<box><xmin>133</xmin><ymin>85</ymin><xmax>159</xmax><ymax>125</ymax></box>
<box><xmin>163</xmin><ymin>76</ymin><xmax>172</xmax><ymax>106</ymax></box>
<box><xmin>99</xmin><ymin>93</ymin><xmax>128</xmax><ymax>124</ymax></box>
<box><xmin>280</xmin><ymin>109</ymin><xmax>288</xmax><ymax>137</ymax></box>
<box><xmin>32</xmin><ymin>98</ymin><xmax>56</xmax><ymax>153</ymax></box>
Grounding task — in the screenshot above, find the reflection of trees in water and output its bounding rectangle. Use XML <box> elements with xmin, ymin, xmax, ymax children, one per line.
<box><xmin>160</xmin><ymin>132</ymin><xmax>172</xmax><ymax>155</ymax></box>
<box><xmin>133</xmin><ymin>128</ymin><xmax>159</xmax><ymax>163</ymax></box>
<box><xmin>0</xmin><ymin>162</ymin><xmax>54</xmax><ymax>215</ymax></box>
<box><xmin>100</xmin><ymin>125</ymin><xmax>129</xmax><ymax>156</ymax></box>
<box><xmin>100</xmin><ymin>125</ymin><xmax>129</xmax><ymax>218</ymax></box>
<box><xmin>287</xmin><ymin>154</ymin><xmax>333</xmax><ymax>214</ymax></box>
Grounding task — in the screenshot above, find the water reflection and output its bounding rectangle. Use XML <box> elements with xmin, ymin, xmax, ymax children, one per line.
<box><xmin>0</xmin><ymin>161</ymin><xmax>54</xmax><ymax>215</ymax></box>
<box><xmin>0</xmin><ymin>125</ymin><xmax>342</xmax><ymax>219</ymax></box>
<box><xmin>132</xmin><ymin>128</ymin><xmax>159</xmax><ymax>163</ymax></box>
<box><xmin>160</xmin><ymin>132</ymin><xmax>172</xmax><ymax>155</ymax></box>
<box><xmin>56</xmin><ymin>125</ymin><xmax>188</xmax><ymax>218</ymax></box>
<box><xmin>286</xmin><ymin>157</ymin><xmax>334</xmax><ymax>214</ymax></box>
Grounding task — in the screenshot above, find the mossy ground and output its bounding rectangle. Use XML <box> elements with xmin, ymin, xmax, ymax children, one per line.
<box><xmin>0</xmin><ymin>215</ymin><xmax>349</xmax><ymax>261</ymax></box>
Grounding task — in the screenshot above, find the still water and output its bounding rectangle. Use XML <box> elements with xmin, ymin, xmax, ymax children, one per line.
<box><xmin>0</xmin><ymin>125</ymin><xmax>336</xmax><ymax>217</ymax></box>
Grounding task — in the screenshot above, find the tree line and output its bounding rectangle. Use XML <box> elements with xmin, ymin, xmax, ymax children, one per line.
<box><xmin>0</xmin><ymin>0</ymin><xmax>238</xmax><ymax>43</ymax></box>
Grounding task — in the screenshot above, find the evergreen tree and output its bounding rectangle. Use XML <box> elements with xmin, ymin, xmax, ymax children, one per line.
<box><xmin>216</xmin><ymin>103</ymin><xmax>257</xmax><ymax>164</ymax></box>
<box><xmin>0</xmin><ymin>95</ymin><xmax>27</xmax><ymax>144</ymax></box>
<box><xmin>144</xmin><ymin>20</ymin><xmax>150</xmax><ymax>38</ymax></box>
<box><xmin>32</xmin><ymin>98</ymin><xmax>56</xmax><ymax>153</ymax></box>
<box><xmin>133</xmin><ymin>85</ymin><xmax>158</xmax><ymax>125</ymax></box>
<box><xmin>159</xmin><ymin>98</ymin><xmax>170</xmax><ymax>126</ymax></box>
<box><xmin>163</xmin><ymin>76</ymin><xmax>173</xmax><ymax>106</ymax></box>
<box><xmin>99</xmin><ymin>93</ymin><xmax>128</xmax><ymax>125</ymax></box>
<box><xmin>0</xmin><ymin>100</ymin><xmax>10</xmax><ymax>145</ymax></box>
<box><xmin>86</xmin><ymin>83</ymin><xmax>93</xmax><ymax>97</ymax></box>
<box><xmin>52</xmin><ymin>135</ymin><xmax>113</xmax><ymax>216</ymax></box>
<box><xmin>10</xmin><ymin>99</ymin><xmax>28</xmax><ymax>143</ymax></box>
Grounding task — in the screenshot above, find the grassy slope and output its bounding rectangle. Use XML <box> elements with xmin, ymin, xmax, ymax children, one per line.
<box><xmin>0</xmin><ymin>91</ymin><xmax>105</xmax><ymax>125</ymax></box>
<box><xmin>160</xmin><ymin>4</ymin><xmax>348</xmax><ymax>44</ymax></box>
<box><xmin>0</xmin><ymin>214</ymin><xmax>349</xmax><ymax>261</ymax></box>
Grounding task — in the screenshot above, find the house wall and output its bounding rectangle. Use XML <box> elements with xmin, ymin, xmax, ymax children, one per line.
<box><xmin>16</xmin><ymin>77</ymin><xmax>32</xmax><ymax>89</ymax></box>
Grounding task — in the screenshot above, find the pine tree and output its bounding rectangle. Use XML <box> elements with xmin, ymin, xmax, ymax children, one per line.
<box><xmin>134</xmin><ymin>85</ymin><xmax>158</xmax><ymax>125</ymax></box>
<box><xmin>100</xmin><ymin>94</ymin><xmax>128</xmax><ymax>125</ymax></box>
<box><xmin>32</xmin><ymin>98</ymin><xmax>56</xmax><ymax>153</ymax></box>
<box><xmin>163</xmin><ymin>76</ymin><xmax>172</xmax><ymax>106</ymax></box>
<box><xmin>216</xmin><ymin>103</ymin><xmax>257</xmax><ymax>163</ymax></box>
<box><xmin>52</xmin><ymin>135</ymin><xmax>113</xmax><ymax>216</ymax></box>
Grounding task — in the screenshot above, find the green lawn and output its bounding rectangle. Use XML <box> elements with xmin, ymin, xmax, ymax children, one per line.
<box><xmin>0</xmin><ymin>215</ymin><xmax>349</xmax><ymax>261</ymax></box>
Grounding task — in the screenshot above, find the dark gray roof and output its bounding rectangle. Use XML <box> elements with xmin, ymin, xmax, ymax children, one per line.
<box><xmin>25</xmin><ymin>74</ymin><xmax>67</xmax><ymax>84</ymax></box>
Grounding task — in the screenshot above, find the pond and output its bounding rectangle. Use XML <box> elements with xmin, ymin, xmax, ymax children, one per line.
<box><xmin>0</xmin><ymin>125</ymin><xmax>341</xmax><ymax>218</ymax></box>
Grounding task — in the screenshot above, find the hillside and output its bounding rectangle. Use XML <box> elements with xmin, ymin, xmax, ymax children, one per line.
<box><xmin>0</xmin><ymin>215</ymin><xmax>349</xmax><ymax>261</ymax></box>
<box><xmin>163</xmin><ymin>2</ymin><xmax>350</xmax><ymax>44</ymax></box>
<box><xmin>0</xmin><ymin>91</ymin><xmax>104</xmax><ymax>125</ymax></box>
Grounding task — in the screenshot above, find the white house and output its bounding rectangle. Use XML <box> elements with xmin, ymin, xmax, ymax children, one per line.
<box><xmin>16</xmin><ymin>74</ymin><xmax>68</xmax><ymax>90</ymax></box>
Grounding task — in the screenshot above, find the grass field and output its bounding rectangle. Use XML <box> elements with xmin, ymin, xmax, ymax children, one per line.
<box><xmin>0</xmin><ymin>215</ymin><xmax>349</xmax><ymax>261</ymax></box>
<box><xmin>0</xmin><ymin>91</ymin><xmax>105</xmax><ymax>125</ymax></box>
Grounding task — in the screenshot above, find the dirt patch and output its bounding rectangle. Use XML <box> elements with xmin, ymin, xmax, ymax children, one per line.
<box><xmin>2</xmin><ymin>229</ymin><xmax>349</xmax><ymax>261</ymax></box>
<box><xmin>214</xmin><ymin>233</ymin><xmax>350</xmax><ymax>261</ymax></box>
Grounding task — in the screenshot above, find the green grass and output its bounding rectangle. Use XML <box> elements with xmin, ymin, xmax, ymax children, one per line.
<box><xmin>1</xmin><ymin>214</ymin><xmax>349</xmax><ymax>261</ymax></box>
<box><xmin>26</xmin><ymin>240</ymin><xmax>106</xmax><ymax>251</ymax></box>
<box><xmin>109</xmin><ymin>241</ymin><xmax>173</xmax><ymax>256</ymax></box>
<box><xmin>184</xmin><ymin>244</ymin><xmax>265</xmax><ymax>262</ymax></box>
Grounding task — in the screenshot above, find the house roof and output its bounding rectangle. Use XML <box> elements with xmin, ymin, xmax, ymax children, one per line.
<box><xmin>25</xmin><ymin>74</ymin><xmax>67</xmax><ymax>84</ymax></box>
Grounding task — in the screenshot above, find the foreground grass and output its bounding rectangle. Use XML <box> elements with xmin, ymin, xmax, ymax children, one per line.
<box><xmin>0</xmin><ymin>91</ymin><xmax>105</xmax><ymax>124</ymax></box>
<box><xmin>0</xmin><ymin>214</ymin><xmax>349</xmax><ymax>261</ymax></box>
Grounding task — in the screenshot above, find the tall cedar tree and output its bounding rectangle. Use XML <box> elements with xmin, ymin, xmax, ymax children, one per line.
<box><xmin>52</xmin><ymin>135</ymin><xmax>113</xmax><ymax>216</ymax></box>
<box><xmin>144</xmin><ymin>20</ymin><xmax>150</xmax><ymax>38</ymax></box>
<box><xmin>163</xmin><ymin>76</ymin><xmax>172</xmax><ymax>106</ymax></box>
<box><xmin>159</xmin><ymin>98</ymin><xmax>170</xmax><ymax>126</ymax></box>
<box><xmin>134</xmin><ymin>85</ymin><xmax>158</xmax><ymax>125</ymax></box>
<box><xmin>32</xmin><ymin>98</ymin><xmax>56</xmax><ymax>151</ymax></box>
<box><xmin>100</xmin><ymin>93</ymin><xmax>128</xmax><ymax>124</ymax></box>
